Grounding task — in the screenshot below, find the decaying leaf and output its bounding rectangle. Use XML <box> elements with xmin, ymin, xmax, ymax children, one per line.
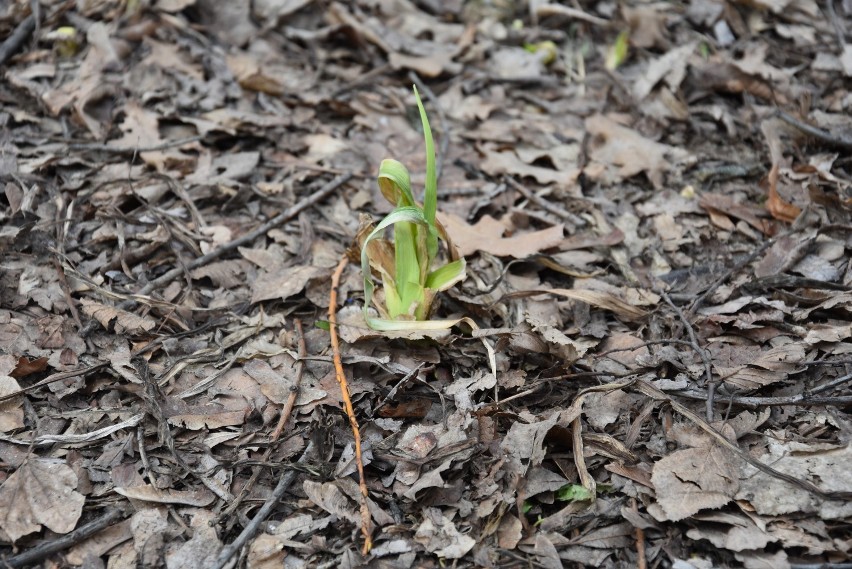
<box><xmin>80</xmin><ymin>299</ymin><xmax>157</xmax><ymax>335</ymax></box>
<box><xmin>413</xmin><ymin>507</ymin><xmax>476</xmax><ymax>559</ymax></box>
<box><xmin>0</xmin><ymin>458</ymin><xmax>85</xmax><ymax>542</ymax></box>
<box><xmin>650</xmin><ymin>424</ymin><xmax>740</xmax><ymax>521</ymax></box>
<box><xmin>441</xmin><ymin>213</ymin><xmax>565</xmax><ymax>258</ymax></box>
<box><xmin>302</xmin><ymin>480</ymin><xmax>361</xmax><ymax>524</ymax></box>
<box><xmin>585</xmin><ymin>114</ymin><xmax>692</xmax><ymax>189</ymax></box>
<box><xmin>736</xmin><ymin>438</ymin><xmax>852</xmax><ymax>519</ymax></box>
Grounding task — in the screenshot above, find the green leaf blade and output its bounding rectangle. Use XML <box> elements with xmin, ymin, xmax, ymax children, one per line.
<box><xmin>413</xmin><ymin>85</ymin><xmax>438</xmax><ymax>260</ymax></box>
<box><xmin>378</xmin><ymin>159</ymin><xmax>415</xmax><ymax>207</ymax></box>
<box><xmin>425</xmin><ymin>258</ymin><xmax>466</xmax><ymax>291</ymax></box>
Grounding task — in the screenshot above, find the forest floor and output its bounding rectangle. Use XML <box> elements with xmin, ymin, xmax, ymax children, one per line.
<box><xmin>1</xmin><ymin>0</ymin><xmax>852</xmax><ymax>567</ymax></box>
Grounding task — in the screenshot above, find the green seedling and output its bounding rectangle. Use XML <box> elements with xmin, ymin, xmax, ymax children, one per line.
<box><xmin>605</xmin><ymin>29</ymin><xmax>630</xmax><ymax>71</ymax></box>
<box><xmin>556</xmin><ymin>483</ymin><xmax>594</xmax><ymax>502</ymax></box>
<box><xmin>359</xmin><ymin>86</ymin><xmax>467</xmax><ymax>331</ymax></box>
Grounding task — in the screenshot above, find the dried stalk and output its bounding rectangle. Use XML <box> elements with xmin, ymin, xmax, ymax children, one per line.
<box><xmin>329</xmin><ymin>256</ymin><xmax>373</xmax><ymax>553</ymax></box>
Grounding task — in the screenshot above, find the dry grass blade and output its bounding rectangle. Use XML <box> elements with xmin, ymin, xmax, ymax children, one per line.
<box><xmin>329</xmin><ymin>256</ymin><xmax>373</xmax><ymax>554</ymax></box>
<box><xmin>508</xmin><ymin>288</ymin><xmax>648</xmax><ymax>321</ymax></box>
<box><xmin>572</xmin><ymin>417</ymin><xmax>596</xmax><ymax>499</ymax></box>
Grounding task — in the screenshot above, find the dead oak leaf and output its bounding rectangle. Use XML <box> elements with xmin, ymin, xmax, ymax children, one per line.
<box><xmin>0</xmin><ymin>458</ymin><xmax>85</xmax><ymax>542</ymax></box>
<box><xmin>80</xmin><ymin>299</ymin><xmax>156</xmax><ymax>335</ymax></box>
<box><xmin>736</xmin><ymin>438</ymin><xmax>852</xmax><ymax>519</ymax></box>
<box><xmin>413</xmin><ymin>507</ymin><xmax>476</xmax><ymax>560</ymax></box>
<box><xmin>715</xmin><ymin>342</ymin><xmax>804</xmax><ymax>390</ymax></box>
<box><xmin>251</xmin><ymin>265</ymin><xmax>329</xmax><ymax>304</ymax></box>
<box><xmin>440</xmin><ymin>213</ymin><xmax>564</xmax><ymax>258</ymax></box>
<box><xmin>500</xmin><ymin>412</ymin><xmax>560</xmax><ymax>476</ymax></box>
<box><xmin>0</xmin><ymin>355</ymin><xmax>24</xmax><ymax>433</ymax></box>
<box><xmin>480</xmin><ymin>148</ymin><xmax>580</xmax><ymax>187</ymax></box>
<box><xmin>302</xmin><ymin>480</ymin><xmax>360</xmax><ymax>524</ymax></box>
<box><xmin>585</xmin><ymin>114</ymin><xmax>691</xmax><ymax>189</ymax></box>
<box><xmin>651</xmin><ymin>443</ymin><xmax>739</xmax><ymax>521</ymax></box>
<box><xmin>686</xmin><ymin>513</ymin><xmax>773</xmax><ymax>552</ymax></box>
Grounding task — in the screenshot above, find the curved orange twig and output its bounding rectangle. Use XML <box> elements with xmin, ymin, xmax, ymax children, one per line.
<box><xmin>329</xmin><ymin>256</ymin><xmax>373</xmax><ymax>554</ymax></box>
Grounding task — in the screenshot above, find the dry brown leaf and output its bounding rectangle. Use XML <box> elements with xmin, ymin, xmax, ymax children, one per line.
<box><xmin>66</xmin><ymin>519</ymin><xmax>133</xmax><ymax>565</ymax></box>
<box><xmin>734</xmin><ymin>550</ymin><xmax>790</xmax><ymax>569</ymax></box>
<box><xmin>226</xmin><ymin>53</ymin><xmax>284</xmax><ymax>95</ymax></box>
<box><xmin>501</xmin><ymin>412</ymin><xmax>560</xmax><ymax>476</ymax></box>
<box><xmin>622</xmin><ymin>4</ymin><xmax>669</xmax><ymax>48</ymax></box>
<box><xmin>156</xmin><ymin>0</ymin><xmax>198</xmax><ymax>13</ymax></box>
<box><xmin>80</xmin><ymin>299</ymin><xmax>157</xmax><ymax>335</ymax></box>
<box><xmin>403</xmin><ymin>458</ymin><xmax>453</xmax><ymax>500</ymax></box>
<box><xmin>0</xmin><ymin>374</ymin><xmax>24</xmax><ymax>432</ymax></box>
<box><xmin>413</xmin><ymin>507</ymin><xmax>476</xmax><ymax>559</ymax></box>
<box><xmin>524</xmin><ymin>288</ymin><xmax>648</xmax><ymax>321</ymax></box>
<box><xmin>497</xmin><ymin>514</ymin><xmax>523</xmax><ymax>549</ymax></box>
<box><xmin>480</xmin><ymin>148</ymin><xmax>580</xmax><ymax>186</ymax></box>
<box><xmin>533</xmin><ymin>532</ymin><xmax>563</xmax><ymax>569</ymax></box>
<box><xmin>633</xmin><ymin>42</ymin><xmax>696</xmax><ymax>100</ymax></box>
<box><xmin>164</xmin><ymin>510</ymin><xmax>222</xmax><ymax>569</ymax></box>
<box><xmin>0</xmin><ymin>458</ymin><xmax>85</xmax><ymax>541</ymax></box>
<box><xmin>440</xmin><ymin>213</ymin><xmax>564</xmax><ymax>258</ymax></box>
<box><xmin>736</xmin><ymin>438</ymin><xmax>852</xmax><ymax>519</ymax></box>
<box><xmin>251</xmin><ymin>265</ymin><xmax>328</xmax><ymax>304</ymax></box>
<box><xmin>686</xmin><ymin>513</ymin><xmax>773</xmax><ymax>552</ymax></box>
<box><xmin>585</xmin><ymin>114</ymin><xmax>691</xmax><ymax>189</ymax></box>
<box><xmin>699</xmin><ymin>192</ymin><xmax>774</xmax><ymax>235</ymax></box>
<box><xmin>0</xmin><ymin>355</ymin><xmax>24</xmax><ymax>433</ymax></box>
<box><xmin>242</xmin><ymin>357</ymin><xmax>326</xmax><ymax>407</ymax></box>
<box><xmin>128</xmin><ymin>508</ymin><xmax>169</xmax><ymax>567</ymax></box>
<box><xmin>187</xmin><ymin>150</ymin><xmax>260</xmax><ymax>185</ymax></box>
<box><xmin>302</xmin><ymin>480</ymin><xmax>360</xmax><ymax>524</ymax></box>
<box><xmin>765</xmin><ymin>163</ymin><xmax>801</xmax><ymax>223</ymax></box>
<box><xmin>651</xmin><ymin>444</ymin><xmax>739</xmax><ymax>521</ymax></box>
<box><xmin>715</xmin><ymin>342</ymin><xmax>804</xmax><ymax>390</ymax></box>
<box><xmin>190</xmin><ymin>260</ymin><xmax>252</xmax><ymax>289</ymax></box>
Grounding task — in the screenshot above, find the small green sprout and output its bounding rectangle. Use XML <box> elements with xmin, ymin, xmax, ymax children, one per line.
<box><xmin>359</xmin><ymin>86</ymin><xmax>467</xmax><ymax>331</ymax></box>
<box><xmin>556</xmin><ymin>483</ymin><xmax>594</xmax><ymax>502</ymax></box>
<box><xmin>605</xmin><ymin>29</ymin><xmax>630</xmax><ymax>70</ymax></box>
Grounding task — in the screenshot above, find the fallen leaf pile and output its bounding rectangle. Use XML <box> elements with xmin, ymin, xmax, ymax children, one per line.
<box><xmin>0</xmin><ymin>0</ymin><xmax>851</xmax><ymax>567</ymax></box>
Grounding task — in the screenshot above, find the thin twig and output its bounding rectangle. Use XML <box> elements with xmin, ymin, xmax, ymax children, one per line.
<box><xmin>0</xmin><ymin>14</ymin><xmax>35</xmax><ymax>66</ymax></box>
<box><xmin>775</xmin><ymin>109</ymin><xmax>852</xmax><ymax>149</ymax></box>
<box><xmin>824</xmin><ymin>0</ymin><xmax>846</xmax><ymax>50</ymax></box>
<box><xmin>329</xmin><ymin>256</ymin><xmax>372</xmax><ymax>554</ymax></box>
<box><xmin>67</xmin><ymin>135</ymin><xmax>203</xmax><ymax>154</ymax></box>
<box><xmin>0</xmin><ymin>363</ymin><xmax>109</xmax><ymax>403</ymax></box>
<box><xmin>633</xmin><ymin>499</ymin><xmax>647</xmax><ymax>569</ymax></box>
<box><xmin>534</xmin><ymin>3</ymin><xmax>612</xmax><ymax>26</ymax></box>
<box><xmin>656</xmin><ymin>288</ymin><xmax>715</xmax><ymax>422</ymax></box>
<box><xmin>789</xmin><ymin>563</ymin><xmax>852</xmax><ymax>569</ymax></box>
<box><xmin>408</xmin><ymin>71</ymin><xmax>449</xmax><ymax>183</ymax></box>
<box><xmin>674</xmin><ymin>370</ymin><xmax>852</xmax><ymax>407</ymax></box>
<box><xmin>675</xmin><ymin>390</ymin><xmax>852</xmax><ymax>407</ymax></box>
<box><xmin>81</xmin><ymin>173</ymin><xmax>352</xmax><ymax>336</ymax></box>
<box><xmin>272</xmin><ymin>319</ymin><xmax>306</xmax><ymax>440</ymax></box>
<box><xmin>211</xmin><ymin>442</ymin><xmax>314</xmax><ymax>569</ymax></box>
<box><xmin>505</xmin><ymin>176</ymin><xmax>586</xmax><ymax>226</ymax></box>
<box><xmin>2</xmin><ymin>509</ymin><xmax>124</xmax><ymax>568</ymax></box>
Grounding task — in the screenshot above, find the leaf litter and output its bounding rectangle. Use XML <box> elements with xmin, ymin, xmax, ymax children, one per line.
<box><xmin>1</xmin><ymin>0</ymin><xmax>852</xmax><ymax>567</ymax></box>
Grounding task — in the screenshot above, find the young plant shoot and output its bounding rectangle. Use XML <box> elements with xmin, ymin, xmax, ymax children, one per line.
<box><xmin>360</xmin><ymin>86</ymin><xmax>467</xmax><ymax>331</ymax></box>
